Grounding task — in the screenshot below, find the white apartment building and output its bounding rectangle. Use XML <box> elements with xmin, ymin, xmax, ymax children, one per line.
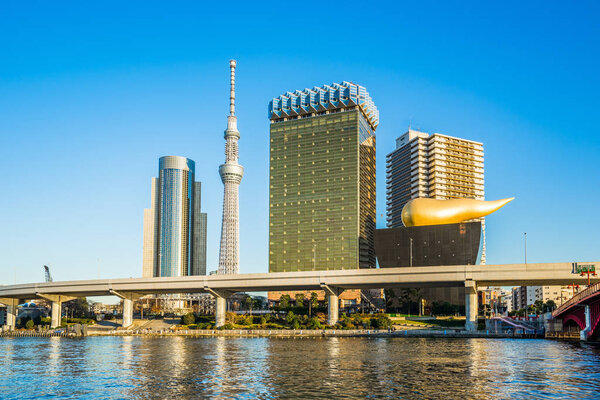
<box><xmin>386</xmin><ymin>129</ymin><xmax>486</xmax><ymax>262</ymax></box>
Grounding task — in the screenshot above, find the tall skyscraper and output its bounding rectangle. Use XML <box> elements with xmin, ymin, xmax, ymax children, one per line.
<box><xmin>218</xmin><ymin>60</ymin><xmax>243</xmax><ymax>275</ymax></box>
<box><xmin>142</xmin><ymin>156</ymin><xmax>207</xmax><ymax>277</ymax></box>
<box><xmin>386</xmin><ymin>129</ymin><xmax>486</xmax><ymax>262</ymax></box>
<box><xmin>268</xmin><ymin>81</ymin><xmax>378</xmax><ymax>273</ymax></box>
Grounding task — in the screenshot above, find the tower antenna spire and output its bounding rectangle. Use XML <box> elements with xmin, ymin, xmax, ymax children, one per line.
<box><xmin>230</xmin><ymin>60</ymin><xmax>236</xmax><ymax>116</ymax></box>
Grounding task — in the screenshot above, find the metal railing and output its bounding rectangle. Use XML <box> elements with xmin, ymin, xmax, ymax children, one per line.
<box><xmin>552</xmin><ymin>282</ymin><xmax>600</xmax><ymax>318</ymax></box>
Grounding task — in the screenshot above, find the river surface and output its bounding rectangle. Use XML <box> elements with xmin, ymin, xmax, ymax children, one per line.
<box><xmin>1</xmin><ymin>336</ymin><xmax>599</xmax><ymax>399</ymax></box>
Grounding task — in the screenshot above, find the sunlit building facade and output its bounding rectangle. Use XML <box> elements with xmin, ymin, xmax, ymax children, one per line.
<box><xmin>142</xmin><ymin>156</ymin><xmax>207</xmax><ymax>278</ymax></box>
<box><xmin>268</xmin><ymin>81</ymin><xmax>378</xmax><ymax>273</ymax></box>
<box><xmin>386</xmin><ymin>129</ymin><xmax>486</xmax><ymax>263</ymax></box>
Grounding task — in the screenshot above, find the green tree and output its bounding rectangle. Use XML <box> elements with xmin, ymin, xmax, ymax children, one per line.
<box><xmin>279</xmin><ymin>294</ymin><xmax>291</xmax><ymax>309</ymax></box>
<box><xmin>182</xmin><ymin>312</ymin><xmax>195</xmax><ymax>325</ymax></box>
<box><xmin>295</xmin><ymin>293</ymin><xmax>305</xmax><ymax>308</ymax></box>
<box><xmin>384</xmin><ymin>289</ymin><xmax>397</xmax><ymax>310</ymax></box>
<box><xmin>285</xmin><ymin>311</ymin><xmax>296</xmax><ymax>324</ymax></box>
<box><xmin>544</xmin><ymin>300</ymin><xmax>557</xmax><ymax>313</ymax></box>
<box><xmin>245</xmin><ymin>296</ymin><xmax>253</xmax><ymax>314</ymax></box>
<box><xmin>309</xmin><ymin>292</ymin><xmax>319</xmax><ymax>317</ymax></box>
<box><xmin>534</xmin><ymin>300</ymin><xmax>544</xmax><ymax>315</ymax></box>
<box><xmin>63</xmin><ymin>298</ymin><xmax>91</xmax><ymax>318</ymax></box>
<box><xmin>25</xmin><ymin>319</ymin><xmax>35</xmax><ymax>329</ymax></box>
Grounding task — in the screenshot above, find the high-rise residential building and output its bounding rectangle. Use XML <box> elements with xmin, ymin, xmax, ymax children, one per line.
<box><xmin>142</xmin><ymin>156</ymin><xmax>207</xmax><ymax>278</ymax></box>
<box><xmin>218</xmin><ymin>60</ymin><xmax>243</xmax><ymax>275</ymax></box>
<box><xmin>268</xmin><ymin>81</ymin><xmax>378</xmax><ymax>273</ymax></box>
<box><xmin>386</xmin><ymin>129</ymin><xmax>486</xmax><ymax>263</ymax></box>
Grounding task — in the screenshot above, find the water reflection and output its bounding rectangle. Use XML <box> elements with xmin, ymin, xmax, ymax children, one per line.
<box><xmin>1</xmin><ymin>337</ymin><xmax>600</xmax><ymax>399</ymax></box>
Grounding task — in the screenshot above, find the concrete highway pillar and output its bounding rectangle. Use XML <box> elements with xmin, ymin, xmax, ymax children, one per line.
<box><xmin>465</xmin><ymin>280</ymin><xmax>478</xmax><ymax>332</ymax></box>
<box><xmin>321</xmin><ymin>285</ymin><xmax>344</xmax><ymax>326</ymax></box>
<box><xmin>327</xmin><ymin>293</ymin><xmax>339</xmax><ymax>326</ymax></box>
<box><xmin>123</xmin><ymin>297</ymin><xmax>133</xmax><ymax>328</ymax></box>
<box><xmin>6</xmin><ymin>304</ymin><xmax>17</xmax><ymax>331</ymax></box>
<box><xmin>215</xmin><ymin>296</ymin><xmax>227</xmax><ymax>328</ymax></box>
<box><xmin>37</xmin><ymin>294</ymin><xmax>77</xmax><ymax>328</ymax></box>
<box><xmin>51</xmin><ymin>301</ymin><xmax>62</xmax><ymax>328</ymax></box>
<box><xmin>108</xmin><ymin>291</ymin><xmax>142</xmax><ymax>328</ymax></box>
<box><xmin>0</xmin><ymin>298</ymin><xmax>20</xmax><ymax>331</ymax></box>
<box><xmin>206</xmin><ymin>288</ymin><xmax>231</xmax><ymax>328</ymax></box>
<box><xmin>580</xmin><ymin>305</ymin><xmax>591</xmax><ymax>341</ymax></box>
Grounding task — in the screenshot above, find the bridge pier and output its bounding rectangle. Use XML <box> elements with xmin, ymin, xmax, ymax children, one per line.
<box><xmin>206</xmin><ymin>289</ymin><xmax>232</xmax><ymax>328</ymax></box>
<box><xmin>321</xmin><ymin>285</ymin><xmax>344</xmax><ymax>326</ymax></box>
<box><xmin>580</xmin><ymin>305</ymin><xmax>591</xmax><ymax>341</ymax></box>
<box><xmin>51</xmin><ymin>301</ymin><xmax>62</xmax><ymax>328</ymax></box>
<box><xmin>465</xmin><ymin>280</ymin><xmax>478</xmax><ymax>332</ymax></box>
<box><xmin>123</xmin><ymin>297</ymin><xmax>133</xmax><ymax>327</ymax></box>
<box><xmin>37</xmin><ymin>294</ymin><xmax>77</xmax><ymax>328</ymax></box>
<box><xmin>110</xmin><ymin>291</ymin><xmax>142</xmax><ymax>328</ymax></box>
<box><xmin>0</xmin><ymin>298</ymin><xmax>19</xmax><ymax>331</ymax></box>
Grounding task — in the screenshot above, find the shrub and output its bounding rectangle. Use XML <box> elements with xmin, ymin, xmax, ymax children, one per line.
<box><xmin>373</xmin><ymin>315</ymin><xmax>392</xmax><ymax>329</ymax></box>
<box><xmin>285</xmin><ymin>311</ymin><xmax>296</xmax><ymax>324</ymax></box>
<box><xmin>220</xmin><ymin>323</ymin><xmax>234</xmax><ymax>330</ymax></box>
<box><xmin>307</xmin><ymin>317</ymin><xmax>322</xmax><ymax>330</ymax></box>
<box><xmin>25</xmin><ymin>319</ymin><xmax>35</xmax><ymax>329</ymax></box>
<box><xmin>182</xmin><ymin>313</ymin><xmax>195</xmax><ymax>325</ymax></box>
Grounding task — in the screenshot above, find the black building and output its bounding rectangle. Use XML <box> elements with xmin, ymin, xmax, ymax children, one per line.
<box><xmin>375</xmin><ymin>222</ymin><xmax>482</xmax><ymax>268</ymax></box>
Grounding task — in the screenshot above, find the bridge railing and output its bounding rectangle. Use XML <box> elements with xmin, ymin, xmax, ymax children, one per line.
<box><xmin>552</xmin><ymin>282</ymin><xmax>600</xmax><ymax>318</ymax></box>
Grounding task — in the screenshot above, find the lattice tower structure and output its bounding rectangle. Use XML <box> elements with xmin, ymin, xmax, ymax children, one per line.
<box><xmin>218</xmin><ymin>60</ymin><xmax>244</xmax><ymax>275</ymax></box>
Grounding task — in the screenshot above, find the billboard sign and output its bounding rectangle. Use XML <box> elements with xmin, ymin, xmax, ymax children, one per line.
<box><xmin>572</xmin><ymin>262</ymin><xmax>596</xmax><ymax>274</ymax></box>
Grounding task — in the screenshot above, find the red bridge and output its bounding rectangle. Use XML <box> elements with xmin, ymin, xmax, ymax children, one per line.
<box><xmin>552</xmin><ymin>282</ymin><xmax>600</xmax><ymax>341</ymax></box>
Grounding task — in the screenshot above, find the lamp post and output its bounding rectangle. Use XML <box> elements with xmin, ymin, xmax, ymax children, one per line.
<box><xmin>524</xmin><ymin>232</ymin><xmax>527</xmax><ymax>264</ymax></box>
<box><xmin>409</xmin><ymin>237</ymin><xmax>413</xmax><ymax>267</ymax></box>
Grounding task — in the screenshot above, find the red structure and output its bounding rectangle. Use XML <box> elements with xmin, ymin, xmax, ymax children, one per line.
<box><xmin>552</xmin><ymin>282</ymin><xmax>600</xmax><ymax>340</ymax></box>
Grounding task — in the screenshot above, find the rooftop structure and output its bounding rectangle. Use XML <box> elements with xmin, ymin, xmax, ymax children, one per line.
<box><xmin>268</xmin><ymin>81</ymin><xmax>379</xmax><ymax>130</ymax></box>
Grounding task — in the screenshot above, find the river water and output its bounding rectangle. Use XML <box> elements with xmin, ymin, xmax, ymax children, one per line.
<box><xmin>1</xmin><ymin>336</ymin><xmax>599</xmax><ymax>399</ymax></box>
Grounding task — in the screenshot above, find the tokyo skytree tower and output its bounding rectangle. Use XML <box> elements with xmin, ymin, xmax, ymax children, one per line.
<box><xmin>217</xmin><ymin>60</ymin><xmax>243</xmax><ymax>274</ymax></box>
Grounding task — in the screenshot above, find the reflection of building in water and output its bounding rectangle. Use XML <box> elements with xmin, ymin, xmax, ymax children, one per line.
<box><xmin>0</xmin><ymin>305</ymin><xmax>6</xmax><ymax>325</ymax></box>
<box><xmin>135</xmin><ymin>293</ymin><xmax>215</xmax><ymax>315</ymax></box>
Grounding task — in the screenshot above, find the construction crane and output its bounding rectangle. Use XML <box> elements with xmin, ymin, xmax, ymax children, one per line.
<box><xmin>44</xmin><ymin>265</ymin><xmax>53</xmax><ymax>282</ymax></box>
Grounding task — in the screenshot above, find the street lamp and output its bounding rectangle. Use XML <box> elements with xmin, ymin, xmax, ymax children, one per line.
<box><xmin>409</xmin><ymin>237</ymin><xmax>413</xmax><ymax>267</ymax></box>
<box><xmin>524</xmin><ymin>232</ymin><xmax>527</xmax><ymax>264</ymax></box>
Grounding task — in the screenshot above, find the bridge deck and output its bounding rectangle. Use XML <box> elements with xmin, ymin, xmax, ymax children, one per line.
<box><xmin>1</xmin><ymin>262</ymin><xmax>598</xmax><ymax>299</ymax></box>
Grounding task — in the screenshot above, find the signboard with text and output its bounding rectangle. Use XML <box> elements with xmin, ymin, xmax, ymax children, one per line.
<box><xmin>572</xmin><ymin>262</ymin><xmax>597</xmax><ymax>274</ymax></box>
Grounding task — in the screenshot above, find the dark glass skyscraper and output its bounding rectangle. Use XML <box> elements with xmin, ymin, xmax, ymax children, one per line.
<box><xmin>268</xmin><ymin>82</ymin><xmax>378</xmax><ymax>273</ymax></box>
<box><xmin>142</xmin><ymin>156</ymin><xmax>207</xmax><ymax>277</ymax></box>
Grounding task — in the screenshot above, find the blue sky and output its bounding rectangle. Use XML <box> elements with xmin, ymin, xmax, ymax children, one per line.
<box><xmin>1</xmin><ymin>1</ymin><xmax>599</xmax><ymax>285</ymax></box>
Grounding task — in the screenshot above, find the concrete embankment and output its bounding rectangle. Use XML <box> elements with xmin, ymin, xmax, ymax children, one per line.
<box><xmin>84</xmin><ymin>328</ymin><xmax>530</xmax><ymax>339</ymax></box>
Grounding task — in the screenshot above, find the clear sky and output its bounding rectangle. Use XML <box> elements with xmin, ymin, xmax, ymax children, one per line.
<box><xmin>1</xmin><ymin>1</ymin><xmax>599</xmax><ymax>285</ymax></box>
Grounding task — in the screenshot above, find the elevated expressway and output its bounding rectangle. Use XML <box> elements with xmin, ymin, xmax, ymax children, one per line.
<box><xmin>1</xmin><ymin>262</ymin><xmax>597</xmax><ymax>331</ymax></box>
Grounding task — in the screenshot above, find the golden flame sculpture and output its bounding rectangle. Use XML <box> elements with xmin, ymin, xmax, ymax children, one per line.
<box><xmin>401</xmin><ymin>197</ymin><xmax>514</xmax><ymax>227</ymax></box>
